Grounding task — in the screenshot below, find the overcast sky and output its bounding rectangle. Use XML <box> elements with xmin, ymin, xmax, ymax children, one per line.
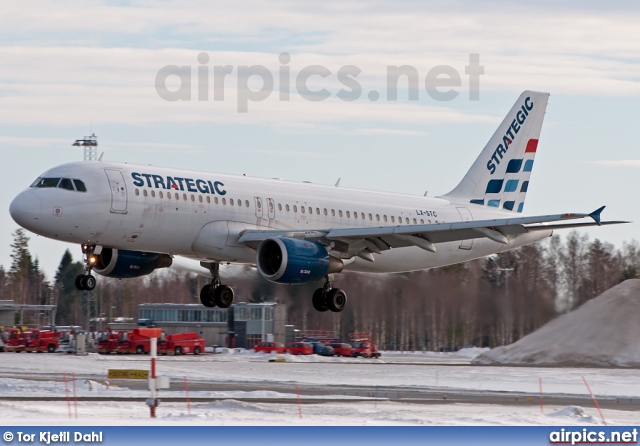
<box><xmin>1</xmin><ymin>1</ymin><xmax>638</xmax><ymax>279</ymax></box>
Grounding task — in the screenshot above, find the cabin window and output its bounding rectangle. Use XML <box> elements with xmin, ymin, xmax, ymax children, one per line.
<box><xmin>214</xmin><ymin>197</ymin><xmax>219</xmax><ymax>204</ymax></box>
<box><xmin>143</xmin><ymin>190</ymin><xmax>148</xmax><ymax>197</ymax></box>
<box><xmin>206</xmin><ymin>196</ymin><xmax>210</xmax><ymax>203</ymax></box>
<box><xmin>301</xmin><ymin>206</ymin><xmax>305</xmax><ymax>214</ymax></box>
<box><xmin>135</xmin><ymin>189</ymin><xmax>139</xmax><ymax>196</ymax></box>
<box><xmin>293</xmin><ymin>205</ymin><xmax>297</xmax><ymax>212</ymax></box>
<box><xmin>245</xmin><ymin>200</ymin><xmax>250</xmax><ymax>207</ymax></box>
<box><xmin>324</xmin><ymin>208</ymin><xmax>328</xmax><ymax>216</ymax></box>
<box><xmin>159</xmin><ymin>191</ymin><xmax>163</xmax><ymax>199</ymax></box>
<box><xmin>316</xmin><ymin>208</ymin><xmax>320</xmax><ymax>215</ymax></box>
<box><xmin>346</xmin><ymin>211</ymin><xmax>350</xmax><ymax>218</ymax></box>
<box><xmin>58</xmin><ymin>178</ymin><xmax>74</xmax><ymax>191</ymax></box>
<box><xmin>230</xmin><ymin>198</ymin><xmax>234</xmax><ymax>206</ymax></box>
<box><xmin>183</xmin><ymin>193</ymin><xmax>187</xmax><ymax>201</ymax></box>
<box><xmin>151</xmin><ymin>190</ymin><xmax>155</xmax><ymax>198</ymax></box>
<box><xmin>413</xmin><ymin>218</ymin><xmax>417</xmax><ymax>224</ymax></box>
<box><xmin>420</xmin><ymin>219</ymin><xmax>424</xmax><ymax>224</ymax></box>
<box><xmin>222</xmin><ymin>198</ymin><xmax>226</xmax><ymax>205</ymax></box>
<box><xmin>406</xmin><ymin>218</ymin><xmax>410</xmax><ymax>224</ymax></box>
<box><xmin>32</xmin><ymin>178</ymin><xmax>61</xmax><ymax>188</ymax></box>
<box><xmin>368</xmin><ymin>213</ymin><xmax>372</xmax><ymax>221</ymax></box>
<box><xmin>331</xmin><ymin>209</ymin><xmax>335</xmax><ymax>216</ymax></box>
<box><xmin>199</xmin><ymin>195</ymin><xmax>203</xmax><ymax>203</ymax></box>
<box><xmin>278</xmin><ymin>204</ymin><xmax>282</xmax><ymax>211</ymax></box>
<box><xmin>286</xmin><ymin>204</ymin><xmax>290</xmax><ymax>212</ymax></box>
<box><xmin>391</xmin><ymin>216</ymin><xmax>395</xmax><ymax>223</ymax></box>
<box><xmin>383</xmin><ymin>215</ymin><xmax>387</xmax><ymax>222</ymax></box>
<box><xmin>339</xmin><ymin>210</ymin><xmax>343</xmax><ymax>217</ymax></box>
<box><xmin>308</xmin><ymin>207</ymin><xmax>312</xmax><ymax>214</ymax></box>
<box><xmin>361</xmin><ymin>212</ymin><xmax>365</xmax><ymax>220</ymax></box>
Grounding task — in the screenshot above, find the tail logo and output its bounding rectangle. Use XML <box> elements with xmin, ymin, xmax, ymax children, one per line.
<box><xmin>486</xmin><ymin>97</ymin><xmax>534</xmax><ymax>174</ymax></box>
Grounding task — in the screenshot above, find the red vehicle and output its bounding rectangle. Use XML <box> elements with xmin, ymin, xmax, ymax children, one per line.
<box><xmin>349</xmin><ymin>332</ymin><xmax>381</xmax><ymax>359</ymax></box>
<box><xmin>3</xmin><ymin>328</ymin><xmax>27</xmax><ymax>352</ymax></box>
<box><xmin>113</xmin><ymin>329</ymin><xmax>152</xmax><ymax>354</ymax></box>
<box><xmin>97</xmin><ymin>330</ymin><xmax>121</xmax><ymax>354</ymax></box>
<box><xmin>287</xmin><ymin>342</ymin><xmax>314</xmax><ymax>355</ymax></box>
<box><xmin>24</xmin><ymin>328</ymin><xmax>59</xmax><ymax>353</ymax></box>
<box><xmin>328</xmin><ymin>342</ymin><xmax>353</xmax><ymax>357</ymax></box>
<box><xmin>253</xmin><ymin>342</ymin><xmax>286</xmax><ymax>354</ymax></box>
<box><xmin>161</xmin><ymin>332</ymin><xmax>205</xmax><ymax>355</ymax></box>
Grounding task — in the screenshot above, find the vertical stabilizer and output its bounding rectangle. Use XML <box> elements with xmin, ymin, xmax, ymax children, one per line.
<box><xmin>443</xmin><ymin>91</ymin><xmax>549</xmax><ymax>213</ymax></box>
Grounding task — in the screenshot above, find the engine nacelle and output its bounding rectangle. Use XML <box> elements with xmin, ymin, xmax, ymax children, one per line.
<box><xmin>92</xmin><ymin>248</ymin><xmax>172</xmax><ymax>279</ymax></box>
<box><xmin>256</xmin><ymin>237</ymin><xmax>343</xmax><ymax>284</ymax></box>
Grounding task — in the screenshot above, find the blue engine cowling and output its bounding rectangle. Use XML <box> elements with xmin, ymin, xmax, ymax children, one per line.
<box><xmin>93</xmin><ymin>248</ymin><xmax>173</xmax><ymax>279</ymax></box>
<box><xmin>256</xmin><ymin>237</ymin><xmax>344</xmax><ymax>284</ymax></box>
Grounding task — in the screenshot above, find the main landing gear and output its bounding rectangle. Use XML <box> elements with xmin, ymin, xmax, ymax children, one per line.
<box><xmin>75</xmin><ymin>244</ymin><xmax>97</xmax><ymax>291</ymax></box>
<box><xmin>199</xmin><ymin>262</ymin><xmax>234</xmax><ymax>308</ymax></box>
<box><xmin>312</xmin><ymin>275</ymin><xmax>347</xmax><ymax>313</ymax></box>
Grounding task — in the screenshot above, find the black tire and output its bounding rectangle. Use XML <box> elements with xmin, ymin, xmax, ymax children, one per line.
<box><xmin>214</xmin><ymin>285</ymin><xmax>234</xmax><ymax>308</ymax></box>
<box><xmin>47</xmin><ymin>344</ymin><xmax>55</xmax><ymax>353</ymax></box>
<box><xmin>174</xmin><ymin>346</ymin><xmax>182</xmax><ymax>355</ymax></box>
<box><xmin>194</xmin><ymin>346</ymin><xmax>201</xmax><ymax>355</ymax></box>
<box><xmin>326</xmin><ymin>288</ymin><xmax>347</xmax><ymax>312</ymax></box>
<box><xmin>200</xmin><ymin>284</ymin><xmax>216</xmax><ymax>307</ymax></box>
<box><xmin>136</xmin><ymin>345</ymin><xmax>144</xmax><ymax>354</ymax></box>
<box><xmin>75</xmin><ymin>275</ymin><xmax>85</xmax><ymax>291</ymax></box>
<box><xmin>312</xmin><ymin>288</ymin><xmax>328</xmax><ymax>312</ymax></box>
<box><xmin>84</xmin><ymin>274</ymin><xmax>96</xmax><ymax>291</ymax></box>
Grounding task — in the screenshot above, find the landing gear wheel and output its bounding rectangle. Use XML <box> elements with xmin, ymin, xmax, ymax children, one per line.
<box><xmin>312</xmin><ymin>288</ymin><xmax>328</xmax><ymax>312</ymax></box>
<box><xmin>75</xmin><ymin>275</ymin><xmax>85</xmax><ymax>291</ymax></box>
<box><xmin>83</xmin><ymin>275</ymin><xmax>96</xmax><ymax>291</ymax></box>
<box><xmin>326</xmin><ymin>288</ymin><xmax>347</xmax><ymax>313</ymax></box>
<box><xmin>200</xmin><ymin>284</ymin><xmax>216</xmax><ymax>307</ymax></box>
<box><xmin>214</xmin><ymin>285</ymin><xmax>234</xmax><ymax>308</ymax></box>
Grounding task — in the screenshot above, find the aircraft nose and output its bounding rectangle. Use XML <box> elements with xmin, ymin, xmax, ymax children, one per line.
<box><xmin>9</xmin><ymin>191</ymin><xmax>42</xmax><ymax>229</ymax></box>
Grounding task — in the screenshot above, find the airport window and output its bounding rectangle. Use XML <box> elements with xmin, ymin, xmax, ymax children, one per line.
<box><xmin>135</xmin><ymin>189</ymin><xmax>139</xmax><ymax>196</ymax></box>
<box><xmin>222</xmin><ymin>198</ymin><xmax>226</xmax><ymax>205</ymax></box>
<box><xmin>151</xmin><ymin>190</ymin><xmax>155</xmax><ymax>198</ymax></box>
<box><xmin>143</xmin><ymin>190</ymin><xmax>148</xmax><ymax>197</ymax></box>
<box><xmin>73</xmin><ymin>179</ymin><xmax>87</xmax><ymax>192</ymax></box>
<box><xmin>58</xmin><ymin>178</ymin><xmax>74</xmax><ymax>191</ymax></box>
<box><xmin>230</xmin><ymin>198</ymin><xmax>234</xmax><ymax>206</ymax></box>
<box><xmin>301</xmin><ymin>206</ymin><xmax>305</xmax><ymax>214</ymax></box>
<box><xmin>245</xmin><ymin>200</ymin><xmax>249</xmax><ymax>207</ymax></box>
<box><xmin>32</xmin><ymin>177</ymin><xmax>61</xmax><ymax>188</ymax></box>
<box><xmin>286</xmin><ymin>204</ymin><xmax>290</xmax><ymax>211</ymax></box>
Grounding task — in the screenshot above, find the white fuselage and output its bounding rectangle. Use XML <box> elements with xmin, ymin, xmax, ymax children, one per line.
<box><xmin>10</xmin><ymin>161</ymin><xmax>551</xmax><ymax>274</ymax></box>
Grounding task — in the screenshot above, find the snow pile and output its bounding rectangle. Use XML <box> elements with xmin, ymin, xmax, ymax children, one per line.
<box><xmin>547</xmin><ymin>406</ymin><xmax>599</xmax><ymax>424</ymax></box>
<box><xmin>473</xmin><ymin>279</ymin><xmax>640</xmax><ymax>367</ymax></box>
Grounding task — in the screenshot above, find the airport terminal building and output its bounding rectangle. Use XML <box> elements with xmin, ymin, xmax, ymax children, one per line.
<box><xmin>133</xmin><ymin>302</ymin><xmax>287</xmax><ymax>348</ymax></box>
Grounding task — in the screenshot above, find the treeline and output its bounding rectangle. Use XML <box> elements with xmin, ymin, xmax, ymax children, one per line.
<box><xmin>1</xmin><ymin>229</ymin><xmax>638</xmax><ymax>349</ymax></box>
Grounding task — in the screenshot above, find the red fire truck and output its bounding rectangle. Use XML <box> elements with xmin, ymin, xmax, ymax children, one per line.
<box><xmin>349</xmin><ymin>332</ymin><xmax>381</xmax><ymax>359</ymax></box>
<box><xmin>161</xmin><ymin>332</ymin><xmax>205</xmax><ymax>355</ymax></box>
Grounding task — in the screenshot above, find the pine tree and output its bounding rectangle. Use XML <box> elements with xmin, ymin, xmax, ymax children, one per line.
<box><xmin>54</xmin><ymin>249</ymin><xmax>84</xmax><ymax>325</ymax></box>
<box><xmin>8</xmin><ymin>228</ymin><xmax>33</xmax><ymax>304</ymax></box>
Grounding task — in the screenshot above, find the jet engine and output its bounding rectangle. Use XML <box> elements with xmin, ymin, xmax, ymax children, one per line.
<box><xmin>256</xmin><ymin>237</ymin><xmax>343</xmax><ymax>284</ymax></box>
<box><xmin>92</xmin><ymin>248</ymin><xmax>173</xmax><ymax>279</ymax></box>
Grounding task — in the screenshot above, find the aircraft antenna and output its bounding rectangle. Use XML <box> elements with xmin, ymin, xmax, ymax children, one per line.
<box><xmin>72</xmin><ymin>133</ymin><xmax>98</xmax><ymax>161</ymax></box>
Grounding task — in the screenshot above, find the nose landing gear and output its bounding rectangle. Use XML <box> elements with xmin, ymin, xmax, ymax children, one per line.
<box><xmin>75</xmin><ymin>244</ymin><xmax>97</xmax><ymax>291</ymax></box>
<box><xmin>199</xmin><ymin>262</ymin><xmax>235</xmax><ymax>308</ymax></box>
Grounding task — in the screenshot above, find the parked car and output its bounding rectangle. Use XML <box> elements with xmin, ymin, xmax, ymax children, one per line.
<box><xmin>329</xmin><ymin>342</ymin><xmax>353</xmax><ymax>357</ymax></box>
<box><xmin>287</xmin><ymin>342</ymin><xmax>314</xmax><ymax>355</ymax></box>
<box><xmin>253</xmin><ymin>342</ymin><xmax>286</xmax><ymax>354</ymax></box>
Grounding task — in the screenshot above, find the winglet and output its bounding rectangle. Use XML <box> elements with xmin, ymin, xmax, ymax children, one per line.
<box><xmin>588</xmin><ymin>206</ymin><xmax>606</xmax><ymax>226</ymax></box>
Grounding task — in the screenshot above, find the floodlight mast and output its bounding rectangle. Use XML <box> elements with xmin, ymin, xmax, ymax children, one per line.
<box><xmin>72</xmin><ymin>133</ymin><xmax>98</xmax><ymax>161</ymax></box>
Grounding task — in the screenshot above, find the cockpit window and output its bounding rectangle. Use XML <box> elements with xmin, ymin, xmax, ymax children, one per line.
<box><xmin>30</xmin><ymin>177</ymin><xmax>87</xmax><ymax>192</ymax></box>
<box><xmin>58</xmin><ymin>178</ymin><xmax>74</xmax><ymax>191</ymax></box>
<box><xmin>73</xmin><ymin>179</ymin><xmax>87</xmax><ymax>192</ymax></box>
<box><xmin>31</xmin><ymin>178</ymin><xmax>61</xmax><ymax>188</ymax></box>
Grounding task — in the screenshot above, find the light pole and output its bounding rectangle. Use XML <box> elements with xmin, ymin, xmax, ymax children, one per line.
<box><xmin>498</xmin><ymin>267</ymin><xmax>514</xmax><ymax>345</ymax></box>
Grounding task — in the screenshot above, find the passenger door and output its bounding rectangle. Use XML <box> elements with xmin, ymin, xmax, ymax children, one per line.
<box><xmin>105</xmin><ymin>169</ymin><xmax>128</xmax><ymax>214</ymax></box>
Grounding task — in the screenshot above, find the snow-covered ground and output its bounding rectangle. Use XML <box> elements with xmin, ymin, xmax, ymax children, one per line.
<box><xmin>1</xmin><ymin>349</ymin><xmax>639</xmax><ymax>426</ymax></box>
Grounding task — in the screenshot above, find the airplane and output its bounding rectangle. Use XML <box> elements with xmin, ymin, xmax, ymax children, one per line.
<box><xmin>9</xmin><ymin>91</ymin><xmax>626</xmax><ymax>313</ymax></box>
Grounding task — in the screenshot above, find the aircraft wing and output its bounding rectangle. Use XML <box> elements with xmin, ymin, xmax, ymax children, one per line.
<box><xmin>238</xmin><ymin>207</ymin><xmax>628</xmax><ymax>260</ymax></box>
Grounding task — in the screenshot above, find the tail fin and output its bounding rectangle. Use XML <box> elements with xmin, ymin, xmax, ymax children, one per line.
<box><xmin>443</xmin><ymin>91</ymin><xmax>550</xmax><ymax>213</ymax></box>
